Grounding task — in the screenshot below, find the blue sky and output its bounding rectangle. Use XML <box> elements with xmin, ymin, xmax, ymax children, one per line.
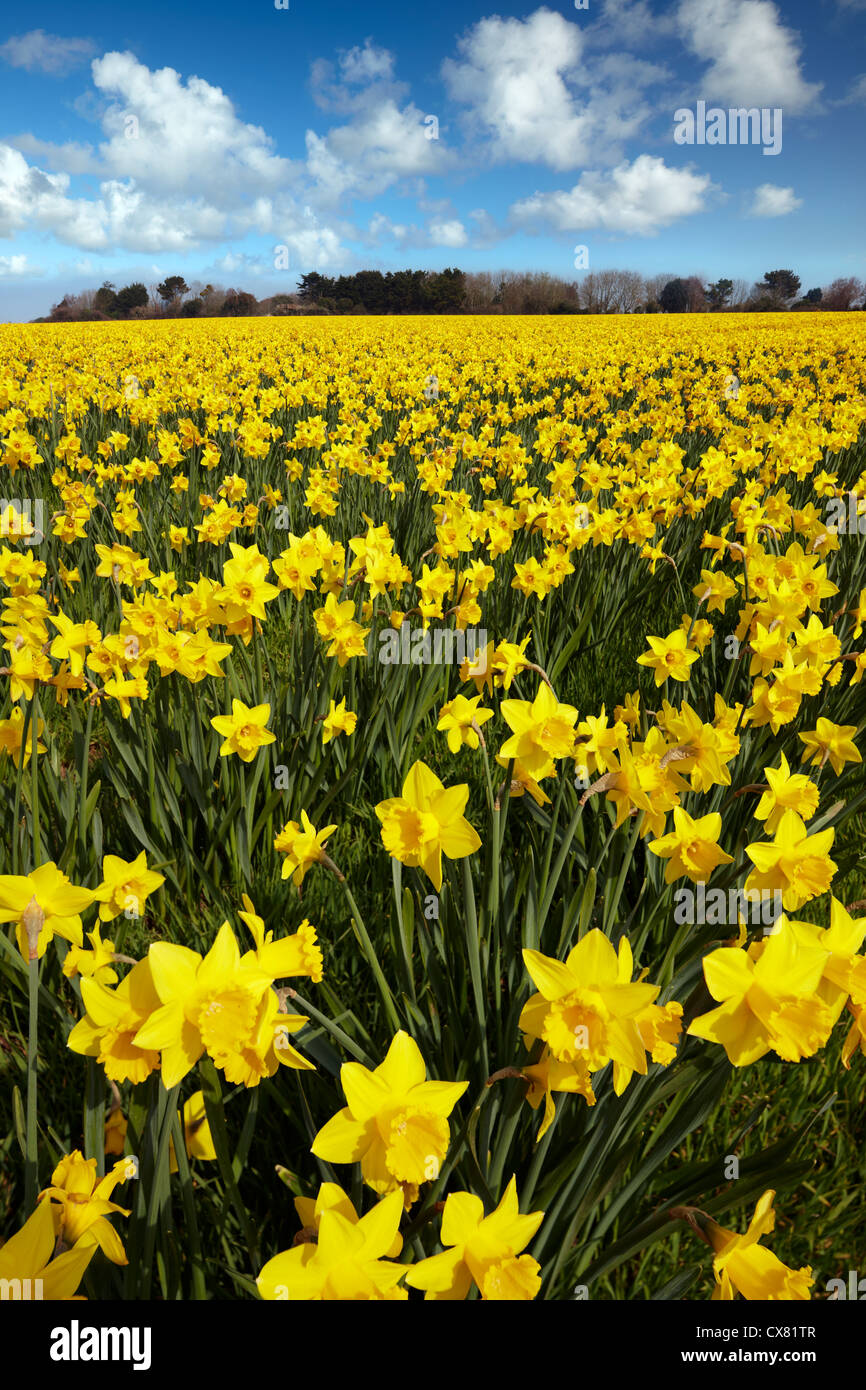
<box><xmin>1</xmin><ymin>0</ymin><xmax>864</xmax><ymax>318</ymax></box>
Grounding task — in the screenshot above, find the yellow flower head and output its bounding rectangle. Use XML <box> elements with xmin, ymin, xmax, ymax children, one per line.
<box><xmin>703</xmin><ymin>1191</ymin><xmax>813</xmax><ymax>1301</ymax></box>
<box><xmin>211</xmin><ymin>698</ymin><xmax>277</xmax><ymax>762</ymax></box>
<box><xmin>311</xmin><ymin>1030</ymin><xmax>468</xmax><ymax>1206</ymax></box>
<box><xmin>406</xmin><ymin>1177</ymin><xmax>544</xmax><ymax>1301</ymax></box>
<box><xmin>374</xmin><ymin>760</ymin><xmax>481</xmax><ymax>891</ymax></box>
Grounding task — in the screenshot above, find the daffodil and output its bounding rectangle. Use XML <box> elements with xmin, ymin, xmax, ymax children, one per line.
<box><xmin>93</xmin><ymin>851</ymin><xmax>165</xmax><ymax>922</ymax></box>
<box><xmin>437</xmin><ymin>693</ymin><xmax>493</xmax><ymax>752</ymax></box>
<box><xmin>257</xmin><ymin>1188</ymin><xmax>408</xmax><ymax>1301</ymax></box>
<box><xmin>375</xmin><ymin>760</ymin><xmax>480</xmax><ymax>891</ymax></box>
<box><xmin>0</xmin><ymin>863</ymin><xmax>94</xmax><ymax>960</ymax></box>
<box><xmin>798</xmin><ymin>718</ymin><xmax>861</xmax><ymax>776</ymax></box>
<box><xmin>636</xmin><ymin>628</ymin><xmax>700</xmax><ymax>685</ymax></box>
<box><xmin>321</xmin><ymin>697</ymin><xmax>357</xmax><ymax>745</ymax></box>
<box><xmin>0</xmin><ymin>706</ymin><xmax>46</xmax><ymax>767</ymax></box>
<box><xmin>647</xmin><ymin>807</ymin><xmax>734</xmax><ymax>884</ymax></box>
<box><xmin>754</xmin><ymin>753</ymin><xmax>820</xmax><ymax>831</ymax></box>
<box><xmin>499</xmin><ymin>683</ymin><xmax>578</xmax><ymax>776</ymax></box>
<box><xmin>701</xmin><ymin>1191</ymin><xmax>813</xmax><ymax>1300</ymax></box>
<box><xmin>211</xmin><ymin>698</ymin><xmax>276</xmax><ymax>762</ymax></box>
<box><xmin>311</xmin><ymin>1030</ymin><xmax>468</xmax><ymax>1206</ymax></box>
<box><xmin>62</xmin><ymin>923</ymin><xmax>118</xmax><ymax>984</ymax></box>
<box><xmin>169</xmin><ymin>1091</ymin><xmax>217</xmax><ymax>1171</ymax></box>
<box><xmin>521</xmin><ymin>1046</ymin><xmax>596</xmax><ymax>1140</ymax></box>
<box><xmin>132</xmin><ymin>921</ymin><xmax>314</xmax><ymax>1088</ymax></box>
<box><xmin>0</xmin><ymin>1199</ymin><xmax>96</xmax><ymax>1300</ymax></box>
<box><xmin>405</xmin><ymin>1178</ymin><xmax>544</xmax><ymax>1300</ymax></box>
<box><xmin>688</xmin><ymin>918</ymin><xmax>835</xmax><ymax>1064</ymax></box>
<box><xmin>521</xmin><ymin>931</ymin><xmax>660</xmax><ymax>1082</ymax></box>
<box><xmin>236</xmin><ymin>893</ymin><xmax>324</xmax><ymax>982</ymax></box>
<box><xmin>744</xmin><ymin>808</ymin><xmax>836</xmax><ymax>911</ymax></box>
<box><xmin>104</xmin><ymin>1107</ymin><xmax>127</xmax><ymax>1157</ymax></box>
<box><xmin>40</xmin><ymin>1151</ymin><xmax>134</xmax><ymax>1266</ymax></box>
<box><xmin>68</xmin><ymin>958</ymin><xmax>162</xmax><ymax>1084</ymax></box>
<box><xmin>273</xmin><ymin>809</ymin><xmax>338</xmax><ymax>886</ymax></box>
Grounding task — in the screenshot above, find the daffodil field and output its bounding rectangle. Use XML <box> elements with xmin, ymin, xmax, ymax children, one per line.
<box><xmin>1</xmin><ymin>312</ymin><xmax>865</xmax><ymax>1304</ymax></box>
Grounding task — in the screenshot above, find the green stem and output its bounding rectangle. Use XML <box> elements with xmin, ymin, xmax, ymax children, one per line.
<box><xmin>339</xmin><ymin>877</ymin><xmax>401</xmax><ymax>1033</ymax></box>
<box><xmin>24</xmin><ymin>954</ymin><xmax>39</xmax><ymax>1210</ymax></box>
<box><xmin>31</xmin><ymin>692</ymin><xmax>41</xmax><ymax>865</ymax></box>
<box><xmin>169</xmin><ymin>1108</ymin><xmax>208</xmax><ymax>1300</ymax></box>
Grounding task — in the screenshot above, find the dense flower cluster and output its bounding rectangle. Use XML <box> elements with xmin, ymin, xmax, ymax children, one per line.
<box><xmin>1</xmin><ymin>313</ymin><xmax>864</xmax><ymax>1302</ymax></box>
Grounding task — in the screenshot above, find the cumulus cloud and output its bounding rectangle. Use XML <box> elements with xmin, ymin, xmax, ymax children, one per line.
<box><xmin>676</xmin><ymin>0</ymin><xmax>821</xmax><ymax>112</ymax></box>
<box><xmin>91</xmin><ymin>52</ymin><xmax>296</xmax><ymax>201</ymax></box>
<box><xmin>0</xmin><ymin>51</ymin><xmax>356</xmax><ymax>259</ymax></box>
<box><xmin>339</xmin><ymin>40</ymin><xmax>395</xmax><ymax>86</ymax></box>
<box><xmin>510</xmin><ymin>155</ymin><xmax>713</xmax><ymax>235</ymax></box>
<box><xmin>0</xmin><ymin>142</ymin><xmax>231</xmax><ymax>252</ymax></box>
<box><xmin>0</xmin><ymin>29</ymin><xmax>95</xmax><ymax>75</ymax></box>
<box><xmin>305</xmin><ymin>101</ymin><xmax>451</xmax><ymax>205</ymax></box>
<box><xmin>468</xmin><ymin>208</ymin><xmax>500</xmax><ymax>244</ymax></box>
<box><xmin>4</xmin><ymin>134</ymin><xmax>99</xmax><ymax>174</ymax></box>
<box><xmin>365</xmin><ymin>211</ymin><xmax>412</xmax><ymax>246</ymax></box>
<box><xmin>442</xmin><ymin>9</ymin><xmax>668</xmax><ymax>170</ymax></box>
<box><xmin>443</xmin><ymin>10</ymin><xmax>590</xmax><ymax>169</ymax></box>
<box><xmin>310</xmin><ymin>41</ymin><xmax>399</xmax><ymax>111</ymax></box>
<box><xmin>428</xmin><ymin>218</ymin><xmax>467</xmax><ymax>247</ymax></box>
<box><xmin>749</xmin><ymin>183</ymin><xmax>802</xmax><ymax>216</ymax></box>
<box><xmin>0</xmin><ymin>253</ymin><xmax>35</xmax><ymax>276</ymax></box>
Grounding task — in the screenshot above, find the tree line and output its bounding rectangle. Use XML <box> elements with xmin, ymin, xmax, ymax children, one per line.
<box><xmin>34</xmin><ymin>266</ymin><xmax>865</xmax><ymax>322</ymax></box>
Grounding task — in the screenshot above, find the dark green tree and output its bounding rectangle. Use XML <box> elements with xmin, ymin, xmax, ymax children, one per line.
<box><xmin>760</xmin><ymin>269</ymin><xmax>801</xmax><ymax>304</ymax></box>
<box><xmin>93</xmin><ymin>282</ymin><xmax>118</xmax><ymax>313</ymax></box>
<box><xmin>706</xmin><ymin>278</ymin><xmax>733</xmax><ymax>310</ymax></box>
<box><xmin>659</xmin><ymin>278</ymin><xmax>689</xmax><ymax>312</ymax></box>
<box><xmin>115</xmin><ymin>283</ymin><xmax>149</xmax><ymax>313</ymax></box>
<box><xmin>157</xmin><ymin>275</ymin><xmax>190</xmax><ymax>306</ymax></box>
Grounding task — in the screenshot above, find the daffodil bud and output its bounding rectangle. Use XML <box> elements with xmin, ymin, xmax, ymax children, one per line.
<box><xmin>22</xmin><ymin>894</ymin><xmax>45</xmax><ymax>960</ymax></box>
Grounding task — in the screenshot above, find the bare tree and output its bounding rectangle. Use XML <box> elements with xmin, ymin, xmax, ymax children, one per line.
<box><xmin>464</xmin><ymin>270</ymin><xmax>578</xmax><ymax>313</ymax></box>
<box><xmin>821</xmin><ymin>277</ymin><xmax>864</xmax><ymax>311</ymax></box>
<box><xmin>684</xmin><ymin>275</ymin><xmax>708</xmax><ymax>312</ymax></box>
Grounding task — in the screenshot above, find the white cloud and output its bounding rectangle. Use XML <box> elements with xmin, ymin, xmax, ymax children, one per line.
<box><xmin>0</xmin><ymin>52</ymin><xmax>363</xmax><ymax>261</ymax></box>
<box><xmin>92</xmin><ymin>52</ymin><xmax>296</xmax><ymax>202</ymax></box>
<box><xmin>749</xmin><ymin>183</ymin><xmax>801</xmax><ymax>216</ymax></box>
<box><xmin>310</xmin><ymin>41</ymin><xmax>400</xmax><ymax>112</ymax></box>
<box><xmin>428</xmin><ymin>218</ymin><xmax>467</xmax><ymax>247</ymax></box>
<box><xmin>339</xmin><ymin>41</ymin><xmax>395</xmax><ymax>86</ymax></box>
<box><xmin>0</xmin><ymin>253</ymin><xmax>34</xmax><ymax>276</ymax></box>
<box><xmin>271</xmin><ymin>216</ymin><xmax>346</xmax><ymax>270</ymax></box>
<box><xmin>587</xmin><ymin>0</ymin><xmax>679</xmax><ymax>48</ymax></box>
<box><xmin>442</xmin><ymin>9</ymin><xmax>667</xmax><ymax>170</ymax></box>
<box><xmin>306</xmin><ymin>99</ymin><xmax>450</xmax><ymax>204</ymax></box>
<box><xmin>836</xmin><ymin>73</ymin><xmax>866</xmax><ymax>105</ymax></box>
<box><xmin>511</xmin><ymin>155</ymin><xmax>712</xmax><ymax>235</ymax></box>
<box><xmin>0</xmin><ymin>29</ymin><xmax>94</xmax><ymax>75</ymax></box>
<box><xmin>676</xmin><ymin>0</ymin><xmax>821</xmax><ymax>112</ymax></box>
<box><xmin>0</xmin><ymin>142</ymin><xmax>229</xmax><ymax>252</ymax></box>
<box><xmin>4</xmin><ymin>135</ymin><xmax>99</xmax><ymax>174</ymax></box>
<box><xmin>366</xmin><ymin>212</ymin><xmax>413</xmax><ymax>247</ymax></box>
<box><xmin>443</xmin><ymin>10</ymin><xmax>590</xmax><ymax>170</ymax></box>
